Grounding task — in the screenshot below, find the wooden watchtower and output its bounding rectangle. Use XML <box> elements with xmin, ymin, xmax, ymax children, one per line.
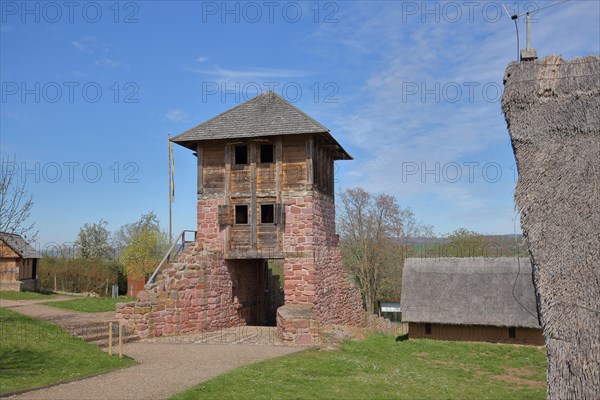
<box><xmin>171</xmin><ymin>91</ymin><xmax>351</xmax><ymax>260</ymax></box>
<box><xmin>117</xmin><ymin>92</ymin><xmax>366</xmax><ymax>343</ymax></box>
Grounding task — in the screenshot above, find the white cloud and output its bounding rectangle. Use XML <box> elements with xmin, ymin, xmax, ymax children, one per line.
<box><xmin>196</xmin><ymin>56</ymin><xmax>209</xmax><ymax>63</ymax></box>
<box><xmin>71</xmin><ymin>36</ymin><xmax>97</xmax><ymax>54</ymax></box>
<box><xmin>94</xmin><ymin>57</ymin><xmax>120</xmax><ymax>68</ymax></box>
<box><xmin>315</xmin><ymin>0</ymin><xmax>598</xmax><ymax>233</ymax></box>
<box><xmin>187</xmin><ymin>66</ymin><xmax>312</xmax><ymax>80</ymax></box>
<box><xmin>165</xmin><ymin>109</ymin><xmax>188</xmax><ymax>122</ymax></box>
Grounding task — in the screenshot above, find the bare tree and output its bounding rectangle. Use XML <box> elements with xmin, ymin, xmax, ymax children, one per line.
<box><xmin>0</xmin><ymin>157</ymin><xmax>38</xmax><ymax>241</ymax></box>
<box><xmin>337</xmin><ymin>187</ymin><xmax>433</xmax><ymax>313</ymax></box>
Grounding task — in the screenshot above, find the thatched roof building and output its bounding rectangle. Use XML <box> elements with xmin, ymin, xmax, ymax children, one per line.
<box><xmin>402</xmin><ymin>257</ymin><xmax>540</xmax><ymax>327</ymax></box>
<box><xmin>502</xmin><ymin>55</ymin><xmax>599</xmax><ymax>398</ymax></box>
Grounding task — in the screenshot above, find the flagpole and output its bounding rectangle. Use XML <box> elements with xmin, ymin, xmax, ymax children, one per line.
<box><xmin>168</xmin><ymin>134</ymin><xmax>173</xmax><ymax>244</ymax></box>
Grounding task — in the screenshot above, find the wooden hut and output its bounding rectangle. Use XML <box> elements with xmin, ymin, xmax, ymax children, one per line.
<box><xmin>401</xmin><ymin>257</ymin><xmax>544</xmax><ymax>345</ymax></box>
<box><xmin>0</xmin><ymin>232</ymin><xmax>40</xmax><ymax>292</ymax></box>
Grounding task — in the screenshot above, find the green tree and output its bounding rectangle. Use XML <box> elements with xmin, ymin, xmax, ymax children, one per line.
<box><xmin>75</xmin><ymin>219</ymin><xmax>113</xmax><ymax>260</ymax></box>
<box><xmin>118</xmin><ymin>212</ymin><xmax>168</xmax><ymax>280</ymax></box>
<box><xmin>442</xmin><ymin>228</ymin><xmax>486</xmax><ymax>257</ymax></box>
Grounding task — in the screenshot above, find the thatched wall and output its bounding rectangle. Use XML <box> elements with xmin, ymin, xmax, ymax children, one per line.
<box><xmin>502</xmin><ymin>55</ymin><xmax>600</xmax><ymax>399</ymax></box>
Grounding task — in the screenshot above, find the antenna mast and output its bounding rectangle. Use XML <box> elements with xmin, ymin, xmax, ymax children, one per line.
<box><xmin>520</xmin><ymin>12</ymin><xmax>538</xmax><ymax>62</ymax></box>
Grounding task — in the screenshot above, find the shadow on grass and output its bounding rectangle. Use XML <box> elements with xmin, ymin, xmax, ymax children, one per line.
<box><xmin>395</xmin><ymin>333</ymin><xmax>409</xmax><ymax>342</ymax></box>
<box><xmin>0</xmin><ymin>348</ymin><xmax>50</xmax><ymax>380</ymax></box>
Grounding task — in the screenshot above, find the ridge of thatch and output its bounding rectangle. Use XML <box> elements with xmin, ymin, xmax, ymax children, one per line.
<box><xmin>400</xmin><ymin>257</ymin><xmax>540</xmax><ymax>329</ymax></box>
<box><xmin>502</xmin><ymin>55</ymin><xmax>600</xmax><ymax>399</ymax></box>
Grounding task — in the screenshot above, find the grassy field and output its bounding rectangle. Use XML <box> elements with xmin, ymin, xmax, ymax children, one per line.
<box><xmin>172</xmin><ymin>335</ymin><xmax>547</xmax><ymax>400</ymax></box>
<box><xmin>0</xmin><ymin>308</ymin><xmax>135</xmax><ymax>394</ymax></box>
<box><xmin>42</xmin><ymin>297</ymin><xmax>134</xmax><ymax>313</ymax></box>
<box><xmin>0</xmin><ymin>291</ymin><xmax>59</xmax><ymax>300</ymax></box>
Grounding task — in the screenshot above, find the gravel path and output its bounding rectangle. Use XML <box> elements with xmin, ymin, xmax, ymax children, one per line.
<box><xmin>8</xmin><ymin>342</ymin><xmax>304</xmax><ymax>400</ymax></box>
<box><xmin>2</xmin><ymin>299</ymin><xmax>307</xmax><ymax>399</ymax></box>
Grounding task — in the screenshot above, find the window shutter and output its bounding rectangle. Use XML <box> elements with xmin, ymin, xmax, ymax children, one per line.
<box><xmin>275</xmin><ymin>204</ymin><xmax>286</xmax><ymax>226</ymax></box>
<box><xmin>218</xmin><ymin>205</ymin><xmax>232</xmax><ymax>225</ymax></box>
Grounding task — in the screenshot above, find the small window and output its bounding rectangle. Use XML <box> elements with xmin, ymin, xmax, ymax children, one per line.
<box><xmin>260</xmin><ymin>144</ymin><xmax>274</xmax><ymax>163</ymax></box>
<box><xmin>508</xmin><ymin>327</ymin><xmax>516</xmax><ymax>339</ymax></box>
<box><xmin>425</xmin><ymin>323</ymin><xmax>432</xmax><ymax>335</ymax></box>
<box><xmin>234</xmin><ymin>145</ymin><xmax>248</xmax><ymax>165</ymax></box>
<box><xmin>235</xmin><ymin>205</ymin><xmax>248</xmax><ymax>224</ymax></box>
<box><xmin>261</xmin><ymin>204</ymin><xmax>274</xmax><ymax>224</ymax></box>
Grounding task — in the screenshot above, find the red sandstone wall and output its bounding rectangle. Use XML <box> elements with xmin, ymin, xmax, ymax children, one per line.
<box><xmin>117</xmin><ymin>190</ymin><xmax>367</xmax><ymax>340</ymax></box>
<box><xmin>282</xmin><ymin>190</ymin><xmax>365</xmax><ymax>327</ymax></box>
<box><xmin>196</xmin><ymin>197</ymin><xmax>225</xmax><ymax>248</ymax></box>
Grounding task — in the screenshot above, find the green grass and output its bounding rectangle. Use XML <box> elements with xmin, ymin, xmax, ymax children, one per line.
<box><xmin>42</xmin><ymin>297</ymin><xmax>134</xmax><ymax>313</ymax></box>
<box><xmin>0</xmin><ymin>291</ymin><xmax>59</xmax><ymax>300</ymax></box>
<box><xmin>171</xmin><ymin>335</ymin><xmax>547</xmax><ymax>400</ymax></box>
<box><xmin>0</xmin><ymin>308</ymin><xmax>135</xmax><ymax>394</ymax></box>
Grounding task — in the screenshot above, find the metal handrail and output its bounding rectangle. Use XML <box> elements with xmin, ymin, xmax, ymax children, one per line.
<box><xmin>146</xmin><ymin>230</ymin><xmax>196</xmax><ymax>287</ymax></box>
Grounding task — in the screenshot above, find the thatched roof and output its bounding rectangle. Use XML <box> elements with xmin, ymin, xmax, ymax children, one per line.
<box><xmin>502</xmin><ymin>55</ymin><xmax>599</xmax><ymax>398</ymax></box>
<box><xmin>401</xmin><ymin>257</ymin><xmax>540</xmax><ymax>328</ymax></box>
<box><xmin>0</xmin><ymin>232</ymin><xmax>39</xmax><ymax>259</ymax></box>
<box><xmin>171</xmin><ymin>92</ymin><xmax>352</xmax><ymax>159</ymax></box>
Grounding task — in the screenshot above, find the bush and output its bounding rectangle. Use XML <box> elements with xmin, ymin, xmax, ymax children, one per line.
<box><xmin>38</xmin><ymin>257</ymin><xmax>125</xmax><ymax>296</ymax></box>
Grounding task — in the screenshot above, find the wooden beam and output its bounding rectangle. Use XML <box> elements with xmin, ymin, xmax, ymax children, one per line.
<box><xmin>250</xmin><ymin>142</ymin><xmax>257</xmax><ymax>252</ymax></box>
<box><xmin>224</xmin><ymin>144</ymin><xmax>231</xmax><ymax>252</ymax></box>
<box><xmin>306</xmin><ymin>135</ymin><xmax>314</xmax><ymax>188</ymax></box>
<box><xmin>196</xmin><ymin>142</ymin><xmax>204</xmax><ymax>195</ymax></box>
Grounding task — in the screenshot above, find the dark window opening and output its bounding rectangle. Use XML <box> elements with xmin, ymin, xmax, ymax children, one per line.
<box><xmin>235</xmin><ymin>205</ymin><xmax>248</xmax><ymax>224</ymax></box>
<box><xmin>260</xmin><ymin>144</ymin><xmax>274</xmax><ymax>163</ymax></box>
<box><xmin>261</xmin><ymin>204</ymin><xmax>274</xmax><ymax>224</ymax></box>
<box><xmin>425</xmin><ymin>323</ymin><xmax>432</xmax><ymax>335</ymax></box>
<box><xmin>234</xmin><ymin>145</ymin><xmax>248</xmax><ymax>165</ymax></box>
<box><xmin>508</xmin><ymin>327</ymin><xmax>516</xmax><ymax>339</ymax></box>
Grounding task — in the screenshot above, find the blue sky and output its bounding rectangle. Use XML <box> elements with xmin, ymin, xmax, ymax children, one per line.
<box><xmin>1</xmin><ymin>0</ymin><xmax>599</xmax><ymax>250</ymax></box>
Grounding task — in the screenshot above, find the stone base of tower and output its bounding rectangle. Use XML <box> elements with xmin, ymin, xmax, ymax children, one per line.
<box><xmin>116</xmin><ymin>192</ymin><xmax>375</xmax><ymax>342</ymax></box>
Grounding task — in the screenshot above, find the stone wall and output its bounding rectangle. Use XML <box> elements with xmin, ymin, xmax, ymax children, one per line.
<box><xmin>117</xmin><ymin>247</ymin><xmax>243</xmax><ymax>339</ymax></box>
<box><xmin>282</xmin><ymin>190</ymin><xmax>365</xmax><ymax>327</ymax></box>
<box><xmin>117</xmin><ymin>191</ymin><xmax>367</xmax><ymax>343</ymax></box>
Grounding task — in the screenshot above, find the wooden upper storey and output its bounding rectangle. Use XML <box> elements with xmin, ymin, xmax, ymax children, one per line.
<box><xmin>196</xmin><ymin>133</ymin><xmax>337</xmax><ymax>197</ymax></box>
<box><xmin>171</xmin><ymin>92</ymin><xmax>351</xmax><ymax>259</ymax></box>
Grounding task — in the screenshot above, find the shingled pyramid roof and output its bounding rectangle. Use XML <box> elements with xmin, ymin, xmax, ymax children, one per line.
<box><xmin>171</xmin><ymin>92</ymin><xmax>351</xmax><ymax>159</ymax></box>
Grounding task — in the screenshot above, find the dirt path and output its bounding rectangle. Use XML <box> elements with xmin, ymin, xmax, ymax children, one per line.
<box><xmin>8</xmin><ymin>342</ymin><xmax>304</xmax><ymax>400</ymax></box>
<box><xmin>1</xmin><ymin>299</ymin><xmax>307</xmax><ymax>399</ymax></box>
<box><xmin>0</xmin><ymin>298</ymin><xmax>115</xmax><ymax>325</ymax></box>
